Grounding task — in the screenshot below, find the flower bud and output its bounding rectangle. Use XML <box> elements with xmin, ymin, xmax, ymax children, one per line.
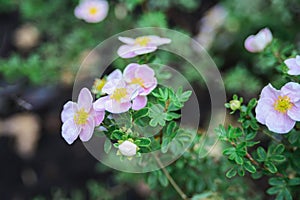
<box><xmin>229</xmin><ymin>100</ymin><xmax>241</xmax><ymax>111</ymax></box>
<box><xmin>118</xmin><ymin>140</ymin><xmax>137</xmax><ymax>157</ymax></box>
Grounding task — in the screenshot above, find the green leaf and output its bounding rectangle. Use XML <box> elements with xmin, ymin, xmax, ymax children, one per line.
<box><xmin>166</xmin><ymin>121</ymin><xmax>178</xmax><ymax>137</ymax></box>
<box><xmin>161</xmin><ymin>138</ymin><xmax>171</xmax><ymax>153</ymax></box>
<box><xmin>273</xmin><ymin>144</ymin><xmax>285</xmax><ymax>154</ymax></box>
<box><xmin>235</xmin><ymin>155</ymin><xmax>244</xmax><ymax>165</ymax></box>
<box><xmin>288</xmin><ymin>177</ymin><xmax>300</xmax><ymax>186</ymax></box>
<box><xmin>269</xmin><ymin>177</ymin><xmax>285</xmax><ymax>186</ymax></box>
<box><xmin>133</xmin><ymin>108</ymin><xmax>148</xmax><ymax>121</ymax></box>
<box><xmin>104</xmin><ymin>138</ymin><xmax>112</xmax><ymax>154</ymax></box>
<box><xmin>191</xmin><ymin>192</ymin><xmax>213</xmax><ymax>200</ymax></box>
<box><xmin>245</xmin><ymin>131</ymin><xmax>257</xmax><ymax>140</ymax></box>
<box><xmin>158</xmin><ymin>171</ymin><xmax>168</xmax><ymax>187</ymax></box>
<box><xmin>237</xmin><ymin>167</ymin><xmax>245</xmax><ymax>176</ymax></box>
<box><xmin>135</xmin><ymin>138</ymin><xmax>151</xmax><ymax>147</ymax></box>
<box><xmin>282</xmin><ymin>188</ymin><xmax>292</xmax><ymax>200</ymax></box>
<box><xmin>148</xmin><ymin>104</ymin><xmax>167</xmax><ymax>127</ymax></box>
<box><xmin>110</xmin><ymin>130</ymin><xmax>124</xmax><ymax>140</ymax></box>
<box><xmin>244</xmin><ymin>161</ymin><xmax>256</xmax><ymax>173</ymax></box>
<box><xmin>267</xmin><ymin>186</ymin><xmax>281</xmax><ymax>195</ymax></box>
<box><xmin>257</xmin><ymin>147</ymin><xmax>267</xmax><ymax>161</ymax></box>
<box><xmin>270</xmin><ymin>155</ymin><xmax>286</xmax><ymax>162</ymax></box>
<box><xmin>265</xmin><ymin>162</ymin><xmax>278</xmax><ymax>173</ymax></box>
<box><xmin>147</xmin><ymin>173</ymin><xmax>157</xmax><ymax>189</ymax></box>
<box><xmin>178</xmin><ymin>90</ymin><xmax>192</xmax><ymax>103</ymax></box>
<box><xmin>165</xmin><ymin>112</ymin><xmax>181</xmax><ymax>121</ymax></box>
<box><xmin>226</xmin><ymin>168</ymin><xmax>237</xmax><ymax>178</ymax></box>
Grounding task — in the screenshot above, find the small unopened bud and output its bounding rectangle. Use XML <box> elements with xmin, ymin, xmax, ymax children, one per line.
<box><xmin>229</xmin><ymin>100</ymin><xmax>241</xmax><ymax>111</ymax></box>
<box><xmin>118</xmin><ymin>140</ymin><xmax>137</xmax><ymax>157</ymax></box>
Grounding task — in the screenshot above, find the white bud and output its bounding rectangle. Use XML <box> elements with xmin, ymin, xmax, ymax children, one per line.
<box><xmin>118</xmin><ymin>140</ymin><xmax>137</xmax><ymax>157</ymax></box>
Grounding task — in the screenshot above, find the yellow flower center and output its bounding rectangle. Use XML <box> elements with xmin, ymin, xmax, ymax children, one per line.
<box><xmin>110</xmin><ymin>88</ymin><xmax>127</xmax><ymax>102</ymax></box>
<box><xmin>274</xmin><ymin>95</ymin><xmax>293</xmax><ymax>113</ymax></box>
<box><xmin>93</xmin><ymin>78</ymin><xmax>106</xmax><ymax>92</ymax></box>
<box><xmin>135</xmin><ymin>37</ymin><xmax>150</xmax><ymax>46</ymax></box>
<box><xmin>89</xmin><ymin>7</ymin><xmax>98</xmax><ymax>15</ymax></box>
<box><xmin>131</xmin><ymin>77</ymin><xmax>144</xmax><ymax>87</ymax></box>
<box><xmin>74</xmin><ymin>108</ymin><xmax>89</xmax><ymax>125</ymax></box>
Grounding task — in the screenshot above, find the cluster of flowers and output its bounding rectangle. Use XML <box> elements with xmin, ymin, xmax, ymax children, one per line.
<box><xmin>61</xmin><ymin>35</ymin><xmax>171</xmax><ymax>156</ymax></box>
<box><xmin>244</xmin><ymin>28</ymin><xmax>300</xmax><ymax>134</ymax></box>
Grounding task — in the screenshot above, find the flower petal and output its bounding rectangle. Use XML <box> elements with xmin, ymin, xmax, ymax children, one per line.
<box><xmin>284</xmin><ymin>58</ymin><xmax>300</xmax><ymax>75</ymax></box>
<box><xmin>281</xmin><ymin>82</ymin><xmax>300</xmax><ymax>102</ymax></box>
<box><xmin>105</xmin><ymin>99</ymin><xmax>131</xmax><ymax>113</ymax></box>
<box><xmin>265</xmin><ymin>111</ymin><xmax>295</xmax><ymax>134</ymax></box>
<box><xmin>79</xmin><ymin>117</ymin><xmax>95</xmax><ymax>142</ymax></box>
<box><xmin>244</xmin><ymin>35</ymin><xmax>258</xmax><ymax>53</ymax></box>
<box><xmin>107</xmin><ymin>69</ymin><xmax>123</xmax><ymax>81</ymax></box>
<box><xmin>78</xmin><ymin>88</ymin><xmax>93</xmax><ymax>111</ymax></box>
<box><xmin>118</xmin><ymin>36</ymin><xmax>135</xmax><ymax>44</ymax></box>
<box><xmin>132</xmin><ymin>95</ymin><xmax>147</xmax><ymax>110</ymax></box>
<box><xmin>287</xmin><ymin>102</ymin><xmax>300</xmax><ymax>121</ymax></box>
<box><xmin>62</xmin><ymin>119</ymin><xmax>80</xmax><ymax>144</ymax></box>
<box><xmin>93</xmin><ymin>110</ymin><xmax>105</xmax><ymax>126</ymax></box>
<box><xmin>123</xmin><ymin>63</ymin><xmax>139</xmax><ymax>82</ymax></box>
<box><xmin>148</xmin><ymin>35</ymin><xmax>171</xmax><ymax>45</ymax></box>
<box><xmin>260</xmin><ymin>84</ymin><xmax>280</xmax><ymax>100</ymax></box>
<box><xmin>94</xmin><ymin>96</ymin><xmax>109</xmax><ymax>111</ymax></box>
<box><xmin>255</xmin><ymin>98</ymin><xmax>274</xmax><ymax>124</ymax></box>
<box><xmin>117</xmin><ymin>45</ymin><xmax>137</xmax><ymax>58</ymax></box>
<box><xmin>61</xmin><ymin>101</ymin><xmax>77</xmax><ymax>123</ymax></box>
<box><xmin>134</xmin><ymin>46</ymin><xmax>157</xmax><ymax>55</ymax></box>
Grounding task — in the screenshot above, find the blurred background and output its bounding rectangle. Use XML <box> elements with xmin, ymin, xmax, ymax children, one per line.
<box><xmin>1</xmin><ymin>0</ymin><xmax>300</xmax><ymax>199</ymax></box>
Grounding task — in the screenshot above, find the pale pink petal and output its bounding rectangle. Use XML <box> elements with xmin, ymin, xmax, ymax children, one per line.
<box><xmin>117</xmin><ymin>45</ymin><xmax>137</xmax><ymax>58</ymax></box>
<box><xmin>79</xmin><ymin>117</ymin><xmax>95</xmax><ymax>142</ymax></box>
<box><xmin>136</xmin><ymin>65</ymin><xmax>156</xmax><ymax>87</ymax></box>
<box><xmin>262</xmin><ymin>28</ymin><xmax>273</xmax><ymax>44</ymax></box>
<box><xmin>74</xmin><ymin>5</ymin><xmax>84</xmax><ymax>19</ymax></box>
<box><xmin>281</xmin><ymin>82</ymin><xmax>300</xmax><ymax>102</ymax></box>
<box><xmin>295</xmin><ymin>55</ymin><xmax>300</xmax><ymax>66</ymax></box>
<box><xmin>134</xmin><ymin>46</ymin><xmax>157</xmax><ymax>55</ymax></box>
<box><xmin>123</xmin><ymin>63</ymin><xmax>139</xmax><ymax>81</ymax></box>
<box><xmin>105</xmin><ymin>99</ymin><xmax>131</xmax><ymax>113</ymax></box>
<box><xmin>266</xmin><ymin>111</ymin><xmax>295</xmax><ymax>134</ymax></box>
<box><xmin>107</xmin><ymin>69</ymin><xmax>123</xmax><ymax>81</ymax></box>
<box><xmin>93</xmin><ymin>110</ymin><xmax>105</xmax><ymax>126</ymax></box>
<box><xmin>94</xmin><ymin>96</ymin><xmax>110</xmax><ymax>111</ymax></box>
<box><xmin>139</xmin><ymin>80</ymin><xmax>157</xmax><ymax>95</ymax></box>
<box><xmin>132</xmin><ymin>95</ymin><xmax>147</xmax><ymax>110</ymax></box>
<box><xmin>260</xmin><ymin>84</ymin><xmax>280</xmax><ymax>100</ymax></box>
<box><xmin>255</xmin><ymin>98</ymin><xmax>274</xmax><ymax>124</ymax></box>
<box><xmin>118</xmin><ymin>36</ymin><xmax>135</xmax><ymax>44</ymax></box>
<box><xmin>244</xmin><ymin>36</ymin><xmax>258</xmax><ymax>53</ymax></box>
<box><xmin>284</xmin><ymin>58</ymin><xmax>300</xmax><ymax>76</ymax></box>
<box><xmin>102</xmin><ymin>79</ymin><xmax>126</xmax><ymax>94</ymax></box>
<box><xmin>61</xmin><ymin>101</ymin><xmax>77</xmax><ymax>123</ymax></box>
<box><xmin>148</xmin><ymin>36</ymin><xmax>171</xmax><ymax>45</ymax></box>
<box><xmin>287</xmin><ymin>102</ymin><xmax>300</xmax><ymax>121</ymax></box>
<box><xmin>62</xmin><ymin>119</ymin><xmax>80</xmax><ymax>144</ymax></box>
<box><xmin>78</xmin><ymin>88</ymin><xmax>93</xmax><ymax>111</ymax></box>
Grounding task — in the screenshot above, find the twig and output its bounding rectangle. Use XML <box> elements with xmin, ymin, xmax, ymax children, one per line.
<box><xmin>154</xmin><ymin>155</ymin><xmax>188</xmax><ymax>200</ymax></box>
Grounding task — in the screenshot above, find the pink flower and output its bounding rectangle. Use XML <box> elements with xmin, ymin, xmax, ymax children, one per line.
<box><xmin>123</xmin><ymin>63</ymin><xmax>157</xmax><ymax>110</ymax></box>
<box><xmin>117</xmin><ymin>35</ymin><xmax>171</xmax><ymax>58</ymax></box>
<box><xmin>255</xmin><ymin>82</ymin><xmax>300</xmax><ymax>134</ymax></box>
<box><xmin>61</xmin><ymin>88</ymin><xmax>105</xmax><ymax>144</ymax></box>
<box><xmin>93</xmin><ymin>78</ymin><xmax>138</xmax><ymax>114</ymax></box>
<box><xmin>244</xmin><ymin>28</ymin><xmax>273</xmax><ymax>53</ymax></box>
<box><xmin>74</xmin><ymin>0</ymin><xmax>109</xmax><ymax>23</ymax></box>
<box><xmin>284</xmin><ymin>55</ymin><xmax>300</xmax><ymax>75</ymax></box>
